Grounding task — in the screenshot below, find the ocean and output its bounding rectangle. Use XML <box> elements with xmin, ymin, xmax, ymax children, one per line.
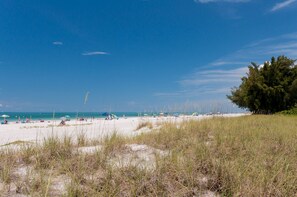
<box><xmin>0</xmin><ymin>112</ymin><xmax>141</xmax><ymax>122</ymax></box>
<box><xmin>0</xmin><ymin>111</ymin><xmax>236</xmax><ymax>122</ymax></box>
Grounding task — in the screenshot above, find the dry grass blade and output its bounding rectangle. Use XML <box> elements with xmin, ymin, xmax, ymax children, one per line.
<box><xmin>135</xmin><ymin>121</ymin><xmax>153</xmax><ymax>131</ymax></box>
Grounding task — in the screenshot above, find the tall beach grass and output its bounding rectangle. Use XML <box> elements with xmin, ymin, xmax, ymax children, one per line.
<box><xmin>0</xmin><ymin>115</ymin><xmax>297</xmax><ymax>196</ymax></box>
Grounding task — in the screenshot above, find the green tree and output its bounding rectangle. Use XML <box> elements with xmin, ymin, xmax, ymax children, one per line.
<box><xmin>228</xmin><ymin>56</ymin><xmax>297</xmax><ymax>114</ymax></box>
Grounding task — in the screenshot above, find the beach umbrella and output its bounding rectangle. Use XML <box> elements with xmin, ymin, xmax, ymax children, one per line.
<box><xmin>1</xmin><ymin>114</ymin><xmax>9</xmax><ymax>118</ymax></box>
<box><xmin>64</xmin><ymin>115</ymin><xmax>71</xmax><ymax>121</ymax></box>
<box><xmin>1</xmin><ymin>114</ymin><xmax>9</xmax><ymax>122</ymax></box>
<box><xmin>111</xmin><ymin>114</ymin><xmax>118</xmax><ymax>118</ymax></box>
<box><xmin>60</xmin><ymin>117</ymin><xmax>66</xmax><ymax>121</ymax></box>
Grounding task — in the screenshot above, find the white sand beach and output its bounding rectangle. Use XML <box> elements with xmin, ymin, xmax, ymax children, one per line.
<box><xmin>0</xmin><ymin>114</ymin><xmax>247</xmax><ymax>146</ymax></box>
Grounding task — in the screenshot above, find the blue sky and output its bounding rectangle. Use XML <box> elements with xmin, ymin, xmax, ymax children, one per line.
<box><xmin>1</xmin><ymin>0</ymin><xmax>297</xmax><ymax>112</ymax></box>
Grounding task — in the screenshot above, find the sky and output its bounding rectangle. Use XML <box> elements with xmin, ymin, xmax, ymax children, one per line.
<box><xmin>1</xmin><ymin>0</ymin><xmax>297</xmax><ymax>112</ymax></box>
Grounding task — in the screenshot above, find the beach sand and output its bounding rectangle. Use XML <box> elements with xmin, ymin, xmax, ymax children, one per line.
<box><xmin>0</xmin><ymin>114</ymin><xmax>247</xmax><ymax>146</ymax></box>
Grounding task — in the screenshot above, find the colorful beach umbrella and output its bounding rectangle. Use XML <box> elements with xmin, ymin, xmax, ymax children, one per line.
<box><xmin>111</xmin><ymin>114</ymin><xmax>118</xmax><ymax>118</ymax></box>
<box><xmin>64</xmin><ymin>115</ymin><xmax>71</xmax><ymax>121</ymax></box>
<box><xmin>60</xmin><ymin>117</ymin><xmax>66</xmax><ymax>121</ymax></box>
<box><xmin>1</xmin><ymin>115</ymin><xmax>9</xmax><ymax>123</ymax></box>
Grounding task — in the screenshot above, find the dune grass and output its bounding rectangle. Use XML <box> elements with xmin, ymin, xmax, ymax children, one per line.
<box><xmin>1</xmin><ymin>115</ymin><xmax>297</xmax><ymax>196</ymax></box>
<box><xmin>135</xmin><ymin>115</ymin><xmax>297</xmax><ymax>196</ymax></box>
<box><xmin>135</xmin><ymin>121</ymin><xmax>153</xmax><ymax>131</ymax></box>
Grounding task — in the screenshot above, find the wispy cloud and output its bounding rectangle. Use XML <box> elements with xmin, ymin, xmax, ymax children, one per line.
<box><xmin>270</xmin><ymin>0</ymin><xmax>296</xmax><ymax>12</ymax></box>
<box><xmin>204</xmin><ymin>32</ymin><xmax>297</xmax><ymax>70</ymax></box>
<box><xmin>53</xmin><ymin>41</ymin><xmax>63</xmax><ymax>45</ymax></box>
<box><xmin>210</xmin><ymin>61</ymin><xmax>247</xmax><ymax>66</ymax></box>
<box><xmin>154</xmin><ymin>92</ymin><xmax>185</xmax><ymax>97</ymax></box>
<box><xmin>194</xmin><ymin>0</ymin><xmax>250</xmax><ymax>3</ymax></box>
<box><xmin>82</xmin><ymin>51</ymin><xmax>109</xmax><ymax>56</ymax></box>
<box><xmin>178</xmin><ymin>67</ymin><xmax>247</xmax><ymax>92</ymax></box>
<box><xmin>179</xmin><ymin>78</ymin><xmax>240</xmax><ymax>86</ymax></box>
<box><xmin>194</xmin><ymin>0</ymin><xmax>250</xmax><ymax>19</ymax></box>
<box><xmin>155</xmin><ymin>67</ymin><xmax>247</xmax><ymax>98</ymax></box>
<box><xmin>155</xmin><ymin>32</ymin><xmax>297</xmax><ymax>100</ymax></box>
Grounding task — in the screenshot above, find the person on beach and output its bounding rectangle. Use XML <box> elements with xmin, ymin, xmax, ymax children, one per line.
<box><xmin>1</xmin><ymin>119</ymin><xmax>7</xmax><ymax>124</ymax></box>
<box><xmin>59</xmin><ymin>120</ymin><xmax>66</xmax><ymax>126</ymax></box>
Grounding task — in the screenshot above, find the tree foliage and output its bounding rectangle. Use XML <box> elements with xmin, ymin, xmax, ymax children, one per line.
<box><xmin>228</xmin><ymin>56</ymin><xmax>297</xmax><ymax>114</ymax></box>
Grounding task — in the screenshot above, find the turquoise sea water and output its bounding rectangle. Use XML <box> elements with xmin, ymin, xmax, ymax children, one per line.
<box><xmin>0</xmin><ymin>112</ymin><xmax>142</xmax><ymax>122</ymax></box>
<box><xmin>0</xmin><ymin>110</ymin><xmax>241</xmax><ymax>122</ymax></box>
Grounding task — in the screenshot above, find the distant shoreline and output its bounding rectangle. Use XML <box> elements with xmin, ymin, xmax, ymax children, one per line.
<box><xmin>0</xmin><ymin>113</ymin><xmax>248</xmax><ymax>146</ymax></box>
<box><xmin>0</xmin><ymin>111</ymin><xmax>247</xmax><ymax>122</ymax></box>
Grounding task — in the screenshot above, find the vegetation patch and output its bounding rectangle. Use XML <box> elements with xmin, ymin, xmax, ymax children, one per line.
<box><xmin>1</xmin><ymin>115</ymin><xmax>297</xmax><ymax>196</ymax></box>
<box><xmin>228</xmin><ymin>56</ymin><xmax>297</xmax><ymax>114</ymax></box>
<box><xmin>1</xmin><ymin>140</ymin><xmax>32</xmax><ymax>147</ymax></box>
<box><xmin>278</xmin><ymin>106</ymin><xmax>297</xmax><ymax>115</ymax></box>
<box><xmin>135</xmin><ymin>121</ymin><xmax>153</xmax><ymax>131</ymax></box>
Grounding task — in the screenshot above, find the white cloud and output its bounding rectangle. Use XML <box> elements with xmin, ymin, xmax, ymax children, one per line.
<box><xmin>179</xmin><ymin>67</ymin><xmax>247</xmax><ymax>87</ymax></box>
<box><xmin>205</xmin><ymin>32</ymin><xmax>297</xmax><ymax>69</ymax></box>
<box><xmin>156</xmin><ymin>32</ymin><xmax>297</xmax><ymax>100</ymax></box>
<box><xmin>203</xmin><ymin>87</ymin><xmax>231</xmax><ymax>94</ymax></box>
<box><xmin>194</xmin><ymin>0</ymin><xmax>250</xmax><ymax>19</ymax></box>
<box><xmin>154</xmin><ymin>92</ymin><xmax>184</xmax><ymax>97</ymax></box>
<box><xmin>270</xmin><ymin>0</ymin><xmax>296</xmax><ymax>12</ymax></box>
<box><xmin>210</xmin><ymin>61</ymin><xmax>247</xmax><ymax>66</ymax></box>
<box><xmin>180</xmin><ymin>78</ymin><xmax>240</xmax><ymax>86</ymax></box>
<box><xmin>0</xmin><ymin>104</ymin><xmax>2</xmax><ymax>107</ymax></box>
<box><xmin>195</xmin><ymin>0</ymin><xmax>250</xmax><ymax>3</ymax></box>
<box><xmin>155</xmin><ymin>67</ymin><xmax>248</xmax><ymax>98</ymax></box>
<box><xmin>53</xmin><ymin>41</ymin><xmax>63</xmax><ymax>45</ymax></box>
<box><xmin>82</xmin><ymin>51</ymin><xmax>109</xmax><ymax>56</ymax></box>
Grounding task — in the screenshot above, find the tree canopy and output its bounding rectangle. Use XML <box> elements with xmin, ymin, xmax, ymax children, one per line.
<box><xmin>228</xmin><ymin>56</ymin><xmax>297</xmax><ymax>114</ymax></box>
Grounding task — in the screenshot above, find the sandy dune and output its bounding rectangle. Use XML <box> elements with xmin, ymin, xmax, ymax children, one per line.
<box><xmin>0</xmin><ymin>114</ymin><xmax>247</xmax><ymax>146</ymax></box>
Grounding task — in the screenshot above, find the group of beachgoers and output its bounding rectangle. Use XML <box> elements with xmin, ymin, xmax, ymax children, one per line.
<box><xmin>105</xmin><ymin>114</ymin><xmax>119</xmax><ymax>120</ymax></box>
<box><xmin>0</xmin><ymin>112</ymin><xmax>193</xmax><ymax>126</ymax></box>
<box><xmin>1</xmin><ymin>119</ymin><xmax>8</xmax><ymax>125</ymax></box>
<box><xmin>1</xmin><ymin>116</ymin><xmax>103</xmax><ymax>126</ymax></box>
<box><xmin>1</xmin><ymin>118</ymin><xmax>32</xmax><ymax>125</ymax></box>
